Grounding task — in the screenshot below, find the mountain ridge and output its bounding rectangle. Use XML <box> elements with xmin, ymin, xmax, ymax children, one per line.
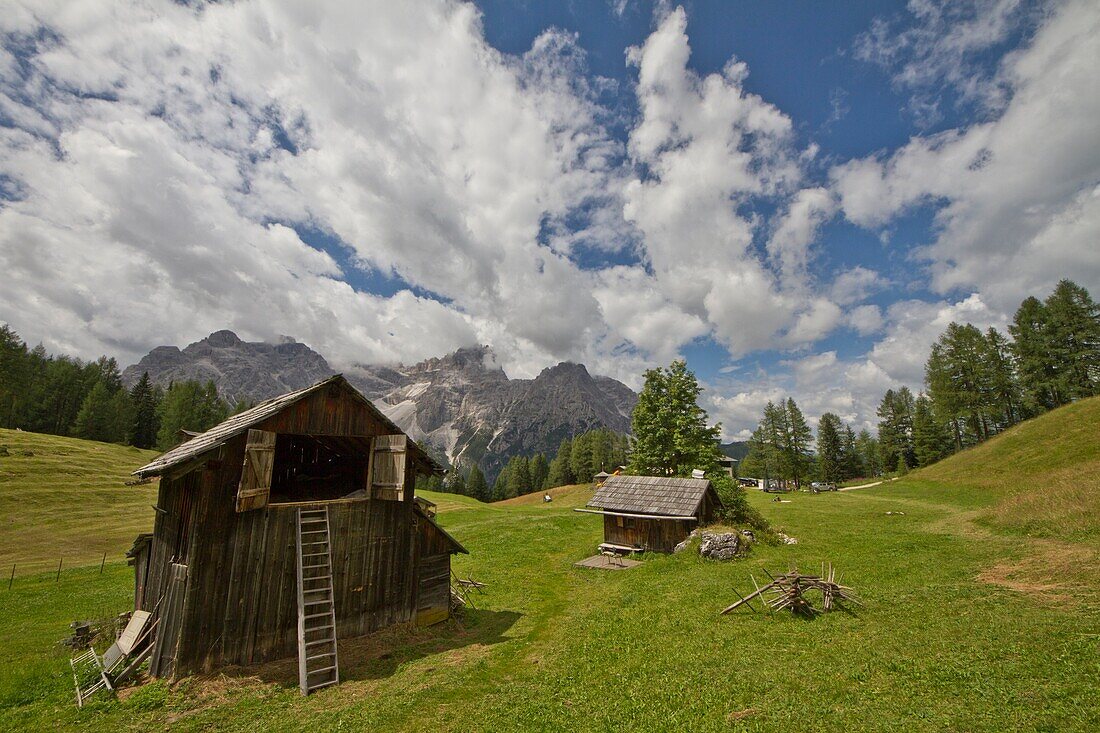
<box><xmin>123</xmin><ymin>331</ymin><xmax>636</xmax><ymax>480</ymax></box>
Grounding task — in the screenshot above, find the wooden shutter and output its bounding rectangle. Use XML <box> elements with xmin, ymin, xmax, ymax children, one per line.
<box><xmin>371</xmin><ymin>434</ymin><xmax>407</xmax><ymax>501</ymax></box>
<box><xmin>236</xmin><ymin>429</ymin><xmax>276</xmax><ymax>512</ymax></box>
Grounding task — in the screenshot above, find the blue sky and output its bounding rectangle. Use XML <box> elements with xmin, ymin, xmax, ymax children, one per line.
<box><xmin>1</xmin><ymin>0</ymin><xmax>1097</xmax><ymax>438</ymax></box>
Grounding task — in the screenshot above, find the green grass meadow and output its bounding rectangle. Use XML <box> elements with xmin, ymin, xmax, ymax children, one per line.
<box><xmin>2</xmin><ymin>402</ymin><xmax>1099</xmax><ymax>731</ymax></box>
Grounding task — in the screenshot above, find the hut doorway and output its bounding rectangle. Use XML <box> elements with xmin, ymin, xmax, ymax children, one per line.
<box><xmin>266</xmin><ymin>433</ymin><xmax>374</xmax><ymax>505</ymax></box>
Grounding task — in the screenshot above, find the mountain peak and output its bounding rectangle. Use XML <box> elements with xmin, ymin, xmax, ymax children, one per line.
<box><xmin>537</xmin><ymin>361</ymin><xmax>591</xmax><ymax>380</ymax></box>
<box><xmin>203</xmin><ymin>329</ymin><xmax>244</xmax><ymax>348</ymax></box>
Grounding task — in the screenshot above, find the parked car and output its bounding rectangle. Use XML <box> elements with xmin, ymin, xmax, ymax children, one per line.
<box><xmin>810</xmin><ymin>482</ymin><xmax>838</xmax><ymax>493</ymax></box>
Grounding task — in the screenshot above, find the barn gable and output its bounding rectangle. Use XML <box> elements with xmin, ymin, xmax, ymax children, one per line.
<box><xmin>129</xmin><ymin>376</ymin><xmax>463</xmax><ymax>684</ymax></box>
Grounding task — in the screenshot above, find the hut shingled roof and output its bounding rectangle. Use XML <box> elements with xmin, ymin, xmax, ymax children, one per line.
<box><xmin>133</xmin><ymin>375</ymin><xmax>443</xmax><ymax>478</ymax></box>
<box><xmin>587</xmin><ymin>474</ymin><xmax>717</xmax><ymax>518</ymax></box>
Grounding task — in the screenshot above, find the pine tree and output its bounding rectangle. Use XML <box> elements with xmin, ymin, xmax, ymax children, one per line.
<box><xmin>506</xmin><ymin>455</ymin><xmax>531</xmax><ymax>498</ymax></box>
<box><xmin>128</xmin><ymin>372</ymin><xmax>160</xmax><ymax>448</ymax></box>
<box><xmin>855</xmin><ymin>428</ymin><xmax>882</xmax><ymax>477</ymax></box>
<box><xmin>1010</xmin><ymin>295</ymin><xmax>1062</xmax><ymax>410</ymax></box>
<box><xmin>876</xmin><ymin>387</ymin><xmax>915</xmax><ymax>470</ymax></box>
<box><xmin>816</xmin><ymin>412</ymin><xmax>844</xmax><ymax>483</ymax></box>
<box><xmin>570</xmin><ymin>433</ymin><xmax>594</xmax><ymax>483</ymax></box>
<box><xmin>492</xmin><ymin>465</ymin><xmax>510</xmax><ymax>501</ymax></box>
<box><xmin>529</xmin><ymin>453</ymin><xmax>549</xmax><ymax>493</ymax></box>
<box><xmin>156</xmin><ymin>380</ymin><xmax>229</xmax><ymax>449</ymax></box>
<box><xmin>982</xmin><ymin>327</ymin><xmax>1023</xmax><ymax>431</ymax></box>
<box><xmin>628</xmin><ymin>360</ymin><xmax>721</xmax><ymax>477</ymax></box>
<box><xmin>783</xmin><ymin>398</ymin><xmax>813</xmax><ymax>489</ymax></box>
<box><xmin>840</xmin><ymin>425</ymin><xmax>862</xmax><ymax>480</ymax></box>
<box><xmin>1044</xmin><ymin>279</ymin><xmax>1100</xmax><ymax>400</ymax></box>
<box><xmin>0</xmin><ymin>325</ymin><xmax>30</xmax><ymax>428</ymax></box>
<box><xmin>71</xmin><ymin>381</ymin><xmax>115</xmax><ymax>442</ymax></box>
<box><xmin>467</xmin><ymin>464</ymin><xmax>489</xmax><ymax>502</ymax></box>
<box><xmin>913</xmin><ymin>393</ymin><xmax>948</xmax><ymax>467</ymax></box>
<box><xmin>554</xmin><ymin>438</ymin><xmax>575</xmax><ymax>484</ymax></box>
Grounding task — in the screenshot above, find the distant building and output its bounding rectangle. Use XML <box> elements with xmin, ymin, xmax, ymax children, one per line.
<box><xmin>716</xmin><ymin>455</ymin><xmax>737</xmax><ymax>478</ymax></box>
<box><xmin>581</xmin><ymin>474</ymin><xmax>722</xmax><ymax>553</ymax></box>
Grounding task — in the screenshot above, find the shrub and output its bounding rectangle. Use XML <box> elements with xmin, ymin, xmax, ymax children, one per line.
<box><xmin>709</xmin><ymin>474</ymin><xmax>769</xmax><ymax>531</ymax></box>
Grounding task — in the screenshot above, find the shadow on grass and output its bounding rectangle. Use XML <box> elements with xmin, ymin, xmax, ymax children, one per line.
<box><xmin>205</xmin><ymin>607</ymin><xmax>522</xmax><ymax>689</ymax></box>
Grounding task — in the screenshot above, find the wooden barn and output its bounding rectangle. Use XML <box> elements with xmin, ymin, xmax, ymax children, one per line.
<box><xmin>128</xmin><ymin>375</ymin><xmax>466</xmax><ymax>694</ymax></box>
<box><xmin>582</xmin><ymin>475</ymin><xmax>722</xmax><ymax>553</ymax></box>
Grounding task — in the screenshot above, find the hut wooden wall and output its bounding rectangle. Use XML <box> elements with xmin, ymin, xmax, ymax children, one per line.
<box><xmin>139</xmin><ymin>471</ymin><xmax>200</xmax><ymax>616</ymax></box>
<box><xmin>602</xmin><ymin>515</ymin><xmax>697</xmax><ymax>553</ymax></box>
<box><xmin>415</xmin><ymin>517</ymin><xmax>454</xmax><ymax>627</ymax></box>
<box><xmin>140</xmin><ymin>384</ymin><xmax>443</xmax><ymax>677</ymax></box>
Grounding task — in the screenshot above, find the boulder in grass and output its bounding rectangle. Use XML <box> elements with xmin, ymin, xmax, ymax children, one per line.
<box><xmin>698</xmin><ymin>531</ymin><xmax>749</xmax><ymax>561</ymax></box>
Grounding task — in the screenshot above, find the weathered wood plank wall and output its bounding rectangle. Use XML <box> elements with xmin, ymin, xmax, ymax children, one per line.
<box><xmin>155</xmin><ymin>387</ymin><xmax>432</xmax><ymax>675</ymax></box>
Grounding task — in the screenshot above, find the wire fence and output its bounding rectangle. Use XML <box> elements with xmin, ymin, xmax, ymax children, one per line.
<box><xmin>4</xmin><ymin>550</ymin><xmax>131</xmax><ymax>589</ymax></box>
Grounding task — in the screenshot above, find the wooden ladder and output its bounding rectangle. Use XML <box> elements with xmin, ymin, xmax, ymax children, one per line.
<box><xmin>295</xmin><ymin>506</ymin><xmax>340</xmax><ymax>695</ymax></box>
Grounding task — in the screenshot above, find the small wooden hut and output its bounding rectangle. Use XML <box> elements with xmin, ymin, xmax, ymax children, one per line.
<box><xmin>582</xmin><ymin>475</ymin><xmax>722</xmax><ymax>553</ymax></box>
<box><xmin>128</xmin><ymin>375</ymin><xmax>465</xmax><ymax>687</ymax></box>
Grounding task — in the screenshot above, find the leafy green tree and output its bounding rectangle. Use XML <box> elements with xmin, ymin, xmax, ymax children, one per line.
<box><xmin>628</xmin><ymin>360</ymin><xmax>721</xmax><ymax>477</ymax></box>
<box><xmin>816</xmin><ymin>412</ymin><xmax>844</xmax><ymax>483</ymax></box>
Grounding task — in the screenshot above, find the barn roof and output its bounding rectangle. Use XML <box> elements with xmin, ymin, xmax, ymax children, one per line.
<box><xmin>587</xmin><ymin>474</ymin><xmax>716</xmax><ymax>518</ymax></box>
<box><xmin>133</xmin><ymin>375</ymin><xmax>443</xmax><ymax>478</ymax></box>
<box><xmin>414</xmin><ymin>501</ymin><xmax>468</xmax><ymax>554</ymax></box>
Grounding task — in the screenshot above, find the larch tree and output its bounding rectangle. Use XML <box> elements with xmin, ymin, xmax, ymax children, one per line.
<box><xmin>816</xmin><ymin>412</ymin><xmax>844</xmax><ymax>484</ymax></box>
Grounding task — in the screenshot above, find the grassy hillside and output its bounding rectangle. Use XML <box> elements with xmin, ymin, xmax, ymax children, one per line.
<box><xmin>0</xmin><ymin>429</ymin><xmax>159</xmax><ymax>575</ymax></box>
<box><xmin>1</xmin><ymin>411</ymin><xmax>1098</xmax><ymax>731</ymax></box>
<box><xmin>912</xmin><ymin>396</ymin><xmax>1100</xmax><ymax>540</ymax></box>
<box><xmin>494</xmin><ymin>483</ymin><xmax>595</xmax><ymax>508</ymax></box>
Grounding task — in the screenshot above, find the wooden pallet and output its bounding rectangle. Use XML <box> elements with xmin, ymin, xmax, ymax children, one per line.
<box><xmin>295</xmin><ymin>507</ymin><xmax>340</xmax><ymax>695</ymax></box>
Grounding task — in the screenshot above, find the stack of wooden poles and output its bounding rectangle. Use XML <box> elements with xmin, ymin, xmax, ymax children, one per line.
<box><xmin>720</xmin><ymin>563</ymin><xmax>860</xmax><ymax>617</ymax></box>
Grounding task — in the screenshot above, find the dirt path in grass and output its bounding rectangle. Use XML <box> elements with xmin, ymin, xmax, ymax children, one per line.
<box><xmin>838</xmin><ymin>477</ymin><xmax>900</xmax><ymax>491</ymax></box>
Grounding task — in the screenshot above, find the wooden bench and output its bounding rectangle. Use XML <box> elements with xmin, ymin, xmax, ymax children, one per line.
<box><xmin>598</xmin><ymin>542</ymin><xmax>643</xmax><ymax>556</ymax></box>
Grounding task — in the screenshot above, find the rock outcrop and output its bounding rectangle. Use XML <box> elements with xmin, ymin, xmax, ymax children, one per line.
<box><xmin>121</xmin><ymin>331</ymin><xmax>335</xmax><ymax>403</ymax></box>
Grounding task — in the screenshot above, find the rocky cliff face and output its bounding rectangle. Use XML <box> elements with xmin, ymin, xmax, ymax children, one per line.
<box><xmin>350</xmin><ymin>346</ymin><xmax>636</xmax><ymax>480</ymax></box>
<box><xmin>124</xmin><ymin>333</ymin><xmax>637</xmax><ymax>480</ymax></box>
<box><xmin>121</xmin><ymin>330</ymin><xmax>336</xmax><ymax>403</ymax></box>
